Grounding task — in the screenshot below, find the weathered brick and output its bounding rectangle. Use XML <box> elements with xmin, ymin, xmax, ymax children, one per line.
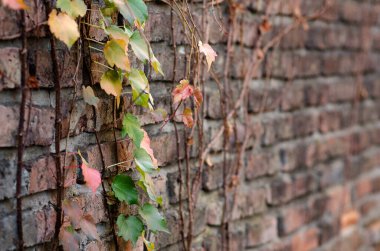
<box><xmin>151</xmin><ymin>131</ymin><xmax>185</xmax><ymax>166</ymax></box>
<box><xmin>0</xmin><ymin>47</ymin><xmax>20</xmax><ymax>90</ymax></box>
<box><xmin>319</xmin><ymin>216</ymin><xmax>340</xmax><ymax>244</ymax></box>
<box><xmin>267</xmin><ymin>173</ymin><xmax>317</xmax><ymax>205</ymax></box>
<box><xmin>246</xmin><ymin>148</ymin><xmax>278</xmax><ymax>179</ymax></box>
<box><xmin>248</xmin><ymin>85</ymin><xmax>282</xmax><ymax>114</ymax></box>
<box><xmin>281</xmin><ymin>84</ymin><xmax>304</xmax><ymax>111</ymax></box>
<box><xmin>0</xmin><ymin>0</ymin><xmax>47</xmax><ymax>40</ymax></box>
<box><xmin>202</xmin><ymin>162</ymin><xmax>224</xmax><ymax>191</ymax></box>
<box><xmin>318</xmin><ymin>159</ymin><xmax>344</xmax><ymax>188</ymax></box>
<box><xmin>279</xmin><ymin>140</ymin><xmax>318</xmax><ymax>171</ymax></box>
<box><xmin>246</xmin><ymin>215</ymin><xmax>277</xmax><ymax>248</ymax></box>
<box><xmin>0</xmin><ymin>105</ymin><xmax>19</xmax><ymax>147</ymax></box>
<box><xmin>231</xmin><ymin>186</ymin><xmax>267</xmax><ymax>220</ymax></box>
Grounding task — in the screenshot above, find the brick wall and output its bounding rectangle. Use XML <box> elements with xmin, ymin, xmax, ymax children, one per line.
<box><xmin>1</xmin><ymin>0</ymin><xmax>380</xmax><ymax>250</ymax></box>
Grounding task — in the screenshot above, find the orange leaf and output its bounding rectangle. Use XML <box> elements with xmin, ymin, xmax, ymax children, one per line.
<box><xmin>172</xmin><ymin>79</ymin><xmax>193</xmax><ymax>104</ymax></box>
<box><xmin>183</xmin><ymin>107</ymin><xmax>194</xmax><ymax>128</ymax></box>
<box><xmin>2</xmin><ymin>0</ymin><xmax>27</xmax><ymax>10</ymax></box>
<box><xmin>141</xmin><ymin>129</ymin><xmax>158</xmax><ymax>167</ymax></box>
<box><xmin>259</xmin><ymin>18</ymin><xmax>272</xmax><ymax>33</ymax></box>
<box><xmin>193</xmin><ymin>87</ymin><xmax>203</xmax><ymax>109</ymax></box>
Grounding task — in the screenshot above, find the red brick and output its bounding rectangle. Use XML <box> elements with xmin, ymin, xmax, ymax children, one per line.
<box><xmin>340</xmin><ymin>210</ymin><xmax>360</xmax><ymax>231</ymax></box>
<box><xmin>290</xmin><ymin>227</ymin><xmax>319</xmax><ymax>251</ymax></box>
<box><xmin>326</xmin><ymin>186</ymin><xmax>352</xmax><ymax>216</ymax></box>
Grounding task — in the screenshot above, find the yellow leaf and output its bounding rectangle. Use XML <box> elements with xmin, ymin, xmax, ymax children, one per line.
<box><xmin>2</xmin><ymin>0</ymin><xmax>27</xmax><ymax>10</ymax></box>
<box><xmin>151</xmin><ymin>55</ymin><xmax>164</xmax><ymax>76</ymax></box>
<box><xmin>106</xmin><ymin>25</ymin><xmax>130</xmax><ymax>45</ymax></box>
<box><xmin>104</xmin><ymin>39</ymin><xmax>130</xmax><ymax>72</ymax></box>
<box><xmin>100</xmin><ymin>70</ymin><xmax>122</xmax><ymax>97</ymax></box>
<box><xmin>198</xmin><ymin>41</ymin><xmax>217</xmax><ymax>71</ymax></box>
<box><xmin>183</xmin><ymin>107</ymin><xmax>194</xmax><ymax>128</ymax></box>
<box><xmin>142</xmin><ymin>232</ymin><xmax>155</xmax><ymax>251</ymax></box>
<box><xmin>48</xmin><ymin>10</ymin><xmax>80</xmax><ymax>48</ymax></box>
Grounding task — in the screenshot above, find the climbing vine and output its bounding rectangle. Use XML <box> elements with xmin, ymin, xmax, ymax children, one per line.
<box><xmin>45</xmin><ymin>0</ymin><xmax>177</xmax><ymax>249</ymax></box>
<box><xmin>4</xmin><ymin>0</ymin><xmax>331</xmax><ymax>250</ymax></box>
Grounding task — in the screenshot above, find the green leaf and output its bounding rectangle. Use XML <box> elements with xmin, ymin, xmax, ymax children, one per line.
<box><xmin>122</xmin><ymin>113</ymin><xmax>144</xmax><ymax>147</ymax></box>
<box><xmin>129</xmin><ymin>69</ymin><xmax>153</xmax><ymax>109</ymax></box>
<box><xmin>139</xmin><ymin>203</ymin><xmax>169</xmax><ymax>233</ymax></box>
<box><xmin>104</xmin><ymin>39</ymin><xmax>130</xmax><ymax>71</ymax></box>
<box><xmin>132</xmin><ymin>89</ymin><xmax>150</xmax><ymax>108</ymax></box>
<box><xmin>129</xmin><ymin>33</ymin><xmax>164</xmax><ymax>76</ymax></box>
<box><xmin>130</xmin><ymin>31</ymin><xmax>150</xmax><ymax>62</ymax></box>
<box><xmin>113</xmin><ymin>0</ymin><xmax>148</xmax><ymax>25</ymax></box>
<box><xmin>111</xmin><ymin>174</ymin><xmax>138</xmax><ymax>205</ymax></box>
<box><xmin>137</xmin><ymin>171</ymin><xmax>162</xmax><ymax>206</ymax></box>
<box><xmin>101</xmin><ymin>0</ymin><xmax>117</xmax><ymax>17</ymax></box>
<box><xmin>129</xmin><ymin>68</ymin><xmax>148</xmax><ymax>91</ymax></box>
<box><xmin>116</xmin><ymin>215</ymin><xmax>144</xmax><ymax>246</ymax></box>
<box><xmin>134</xmin><ymin>148</ymin><xmax>155</xmax><ymax>174</ymax></box>
<box><xmin>57</xmin><ymin>0</ymin><xmax>87</xmax><ymax>18</ymax></box>
<box><xmin>100</xmin><ymin>70</ymin><xmax>123</xmax><ymax>97</ymax></box>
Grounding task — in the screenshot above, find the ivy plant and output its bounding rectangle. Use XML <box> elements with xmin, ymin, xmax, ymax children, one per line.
<box><xmin>47</xmin><ymin>0</ymin><xmax>170</xmax><ymax>249</ymax></box>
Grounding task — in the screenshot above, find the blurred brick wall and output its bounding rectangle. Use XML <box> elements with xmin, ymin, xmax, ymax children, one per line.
<box><xmin>1</xmin><ymin>0</ymin><xmax>380</xmax><ymax>250</ymax></box>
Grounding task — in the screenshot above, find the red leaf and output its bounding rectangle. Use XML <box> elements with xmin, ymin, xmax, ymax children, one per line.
<box><xmin>82</xmin><ymin>162</ymin><xmax>101</xmax><ymax>193</ymax></box>
<box><xmin>172</xmin><ymin>79</ymin><xmax>194</xmax><ymax>104</ymax></box>
<box><xmin>78</xmin><ymin>151</ymin><xmax>101</xmax><ymax>193</ymax></box>
<box><xmin>183</xmin><ymin>108</ymin><xmax>194</xmax><ymax>128</ymax></box>
<box><xmin>193</xmin><ymin>87</ymin><xmax>203</xmax><ymax>109</ymax></box>
<box><xmin>141</xmin><ymin>129</ymin><xmax>158</xmax><ymax>167</ymax></box>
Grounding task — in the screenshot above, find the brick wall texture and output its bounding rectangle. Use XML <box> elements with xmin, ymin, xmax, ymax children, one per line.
<box><xmin>1</xmin><ymin>0</ymin><xmax>380</xmax><ymax>250</ymax></box>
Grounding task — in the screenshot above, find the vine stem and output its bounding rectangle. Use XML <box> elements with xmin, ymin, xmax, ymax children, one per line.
<box><xmin>80</xmin><ymin>4</ymin><xmax>120</xmax><ymax>247</ymax></box>
<box><xmin>44</xmin><ymin>0</ymin><xmax>63</xmax><ymax>247</ymax></box>
<box><xmin>94</xmin><ymin>130</ymin><xmax>119</xmax><ymax>251</ymax></box>
<box><xmin>193</xmin><ymin>4</ymin><xmax>330</xmax><ymax>205</ymax></box>
<box><xmin>170</xmin><ymin>5</ymin><xmax>187</xmax><ymax>250</ymax></box>
<box><xmin>16</xmin><ymin>9</ymin><xmax>28</xmax><ymax>251</ymax></box>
